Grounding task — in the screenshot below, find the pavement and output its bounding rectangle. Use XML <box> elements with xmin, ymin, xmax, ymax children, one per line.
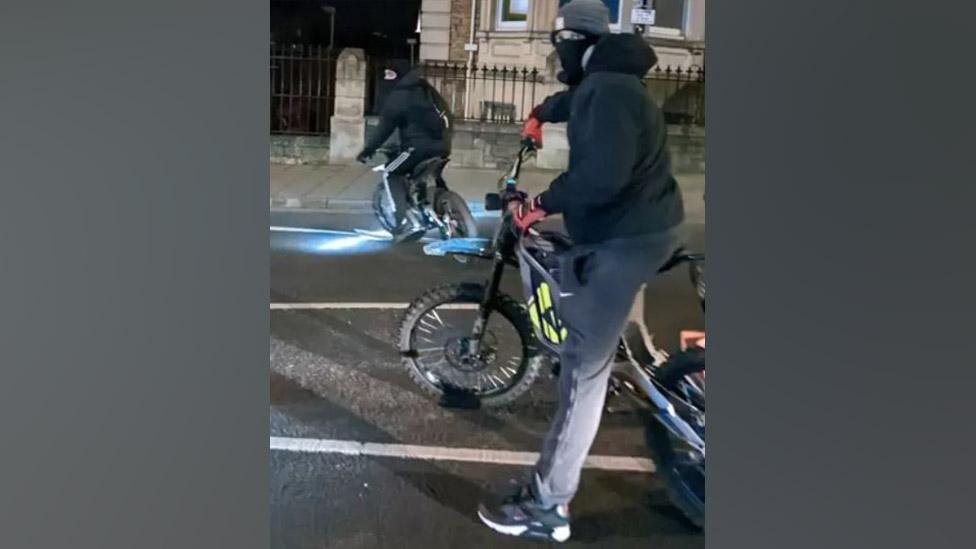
<box><xmin>270</xmin><ymin>162</ymin><xmax>706</xmax><ymax>223</ymax></box>
<box><xmin>270</xmin><ymin>160</ymin><xmax>705</xmax><ymax>548</ymax></box>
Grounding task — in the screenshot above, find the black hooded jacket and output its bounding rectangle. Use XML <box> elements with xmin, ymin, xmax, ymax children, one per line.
<box><xmin>362</xmin><ymin>68</ymin><xmax>453</xmax><ymax>158</ymax></box>
<box><xmin>536</xmin><ymin>34</ymin><xmax>685</xmax><ymax>244</ymax></box>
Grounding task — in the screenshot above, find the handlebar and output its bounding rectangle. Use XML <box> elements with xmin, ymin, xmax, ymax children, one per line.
<box><xmin>506</xmin><ymin>139</ymin><xmax>537</xmax><ymax>187</ymax></box>
<box><xmin>485</xmin><ymin>139</ymin><xmax>537</xmax><ymax>212</ymax></box>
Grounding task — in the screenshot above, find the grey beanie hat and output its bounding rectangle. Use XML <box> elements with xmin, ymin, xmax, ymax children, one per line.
<box><xmin>555</xmin><ymin>0</ymin><xmax>611</xmax><ymax>36</ymax></box>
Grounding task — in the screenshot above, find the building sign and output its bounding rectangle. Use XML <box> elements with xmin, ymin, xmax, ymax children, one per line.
<box><xmin>631</xmin><ymin>8</ymin><xmax>657</xmax><ymax>26</ymax></box>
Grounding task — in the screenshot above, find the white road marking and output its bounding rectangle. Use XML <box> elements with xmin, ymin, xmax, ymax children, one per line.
<box><xmin>271</xmin><ymin>302</ymin><xmax>479</xmax><ymax>310</ymax></box>
<box><xmin>270</xmin><ymin>436</ymin><xmax>656</xmax><ymax>473</ymax></box>
<box><xmin>270</xmin><ymin>226</ymin><xmax>349</xmax><ymax>234</ymax></box>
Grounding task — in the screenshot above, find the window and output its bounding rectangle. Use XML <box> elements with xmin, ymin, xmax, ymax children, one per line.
<box><xmin>497</xmin><ymin>0</ymin><xmax>530</xmax><ymax>30</ymax></box>
<box><xmin>647</xmin><ymin>0</ymin><xmax>688</xmax><ymax>36</ymax></box>
<box><xmin>557</xmin><ymin>0</ymin><xmax>688</xmax><ymax>36</ymax></box>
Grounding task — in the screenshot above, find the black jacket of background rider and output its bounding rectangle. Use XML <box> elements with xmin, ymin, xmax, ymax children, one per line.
<box><xmin>361</xmin><ymin>68</ymin><xmax>453</xmax><ymax>159</ymax></box>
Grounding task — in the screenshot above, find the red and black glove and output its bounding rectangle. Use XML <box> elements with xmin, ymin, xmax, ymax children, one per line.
<box><xmin>509</xmin><ymin>195</ymin><xmax>547</xmax><ymax>233</ymax></box>
<box><xmin>520</xmin><ymin>115</ymin><xmax>543</xmax><ymax>149</ymax></box>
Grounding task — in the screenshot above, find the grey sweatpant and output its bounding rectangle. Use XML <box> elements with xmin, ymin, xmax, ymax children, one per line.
<box><xmin>532</xmin><ymin>229</ymin><xmax>680</xmax><ymax>508</ymax></box>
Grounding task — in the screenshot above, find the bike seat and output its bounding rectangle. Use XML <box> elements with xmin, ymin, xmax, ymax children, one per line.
<box><xmin>409</xmin><ymin>157</ymin><xmax>450</xmax><ymax>181</ymax></box>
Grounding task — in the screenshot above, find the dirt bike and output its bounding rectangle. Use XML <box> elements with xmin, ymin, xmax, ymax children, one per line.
<box><xmin>370</xmin><ymin>147</ymin><xmax>478</xmax><ymax>241</ymax></box>
<box><xmin>396</xmin><ymin>141</ymin><xmax>706</xmax><ymax>527</ymax></box>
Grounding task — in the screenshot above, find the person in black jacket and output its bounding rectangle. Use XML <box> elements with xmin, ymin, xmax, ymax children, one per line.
<box><xmin>477</xmin><ymin>0</ymin><xmax>686</xmax><ymax>542</ymax></box>
<box><xmin>357</xmin><ymin>61</ymin><xmax>454</xmax><ymax>241</ymax></box>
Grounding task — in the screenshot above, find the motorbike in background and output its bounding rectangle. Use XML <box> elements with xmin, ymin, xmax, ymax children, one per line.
<box><xmin>370</xmin><ymin>147</ymin><xmax>478</xmax><ymax>242</ymax></box>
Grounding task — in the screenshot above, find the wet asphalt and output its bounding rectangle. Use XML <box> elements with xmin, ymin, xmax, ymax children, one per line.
<box><xmin>270</xmin><ymin>209</ymin><xmax>705</xmax><ymax>548</ymax></box>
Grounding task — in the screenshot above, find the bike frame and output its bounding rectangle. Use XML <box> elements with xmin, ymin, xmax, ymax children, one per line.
<box><xmin>373</xmin><ymin>148</ymin><xmax>451</xmax><ymax>234</ymax></box>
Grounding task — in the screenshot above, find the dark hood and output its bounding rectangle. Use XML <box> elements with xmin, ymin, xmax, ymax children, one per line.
<box><xmin>584</xmin><ymin>33</ymin><xmax>657</xmax><ymax>77</ymax></box>
<box><xmin>395</xmin><ymin>69</ymin><xmax>423</xmax><ymax>88</ymax></box>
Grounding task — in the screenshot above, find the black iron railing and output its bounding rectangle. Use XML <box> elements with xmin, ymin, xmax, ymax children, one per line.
<box><xmin>270</xmin><ymin>43</ymin><xmax>335</xmax><ymax>135</ymax></box>
<box><xmin>367</xmin><ymin>61</ymin><xmax>549</xmax><ymax>123</ymax></box>
<box><xmin>643</xmin><ymin>65</ymin><xmax>705</xmax><ymax>127</ymax></box>
<box><xmin>420</xmin><ymin>63</ymin><xmax>546</xmax><ymax>123</ymax></box>
<box><xmin>273</xmin><ymin>47</ymin><xmax>706</xmax><ymax>135</ymax></box>
<box><xmin>378</xmin><ymin>61</ymin><xmax>705</xmax><ymax>127</ymax></box>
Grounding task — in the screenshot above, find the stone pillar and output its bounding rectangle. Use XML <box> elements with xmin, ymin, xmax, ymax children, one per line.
<box><xmin>685</xmin><ymin>0</ymin><xmax>706</xmax><ymax>43</ymax></box>
<box><xmin>420</xmin><ymin>0</ymin><xmax>451</xmax><ymax>61</ymax></box>
<box><xmin>448</xmin><ymin>0</ymin><xmax>474</xmax><ymax>63</ymax></box>
<box><xmin>329</xmin><ymin>48</ymin><xmax>367</xmax><ymax>165</ymax></box>
<box><xmin>533</xmin><ymin>0</ymin><xmax>558</xmax><ymax>31</ymax></box>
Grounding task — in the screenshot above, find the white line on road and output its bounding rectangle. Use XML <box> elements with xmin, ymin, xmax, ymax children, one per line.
<box><xmin>270</xmin><ymin>436</ymin><xmax>655</xmax><ymax>473</ymax></box>
<box><xmin>271</xmin><ymin>302</ymin><xmax>479</xmax><ymax>310</ymax></box>
<box><xmin>270</xmin><ymin>226</ymin><xmax>350</xmax><ymax>234</ymax></box>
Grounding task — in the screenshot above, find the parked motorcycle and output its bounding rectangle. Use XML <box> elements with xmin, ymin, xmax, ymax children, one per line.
<box><xmin>370</xmin><ymin>147</ymin><xmax>478</xmax><ymax>241</ymax></box>
<box><xmin>396</xmin><ymin>141</ymin><xmax>705</xmax><ymax>526</ymax></box>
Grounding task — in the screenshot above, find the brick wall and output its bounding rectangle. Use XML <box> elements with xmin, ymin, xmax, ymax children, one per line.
<box><xmin>448</xmin><ymin>0</ymin><xmax>473</xmax><ymax>63</ymax></box>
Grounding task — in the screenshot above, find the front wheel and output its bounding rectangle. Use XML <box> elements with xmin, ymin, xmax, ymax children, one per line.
<box><xmin>646</xmin><ymin>347</ymin><xmax>705</xmax><ymax>528</ymax></box>
<box><xmin>397</xmin><ymin>283</ymin><xmax>543</xmax><ymax>407</ymax></box>
<box><xmin>434</xmin><ymin>189</ymin><xmax>478</xmax><ymax>238</ymax></box>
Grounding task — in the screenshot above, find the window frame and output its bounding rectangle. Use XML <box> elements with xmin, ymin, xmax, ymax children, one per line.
<box><xmin>496</xmin><ymin>0</ymin><xmax>530</xmax><ymax>31</ymax></box>
<box><xmin>640</xmin><ymin>0</ymin><xmax>690</xmax><ymax>38</ymax></box>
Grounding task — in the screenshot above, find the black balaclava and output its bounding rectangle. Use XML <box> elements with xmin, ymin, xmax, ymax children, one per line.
<box><xmin>555</xmin><ymin>34</ymin><xmax>599</xmax><ymax>85</ymax></box>
<box><xmin>552</xmin><ymin>0</ymin><xmax>611</xmax><ymax>85</ymax></box>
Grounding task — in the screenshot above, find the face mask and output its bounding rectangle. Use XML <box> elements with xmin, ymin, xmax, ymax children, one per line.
<box><xmin>552</xmin><ymin>30</ymin><xmax>598</xmax><ymax>86</ymax></box>
<box><xmin>555</xmin><ymin>41</ymin><xmax>591</xmax><ymax>85</ymax></box>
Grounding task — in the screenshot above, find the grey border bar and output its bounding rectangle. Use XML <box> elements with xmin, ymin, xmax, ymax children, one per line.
<box><xmin>3</xmin><ymin>0</ymin><xmax>976</xmax><ymax>547</ymax></box>
<box><xmin>1</xmin><ymin>1</ymin><xmax>268</xmax><ymax>548</ymax></box>
<box><xmin>710</xmin><ymin>1</ymin><xmax>975</xmax><ymax>548</ymax></box>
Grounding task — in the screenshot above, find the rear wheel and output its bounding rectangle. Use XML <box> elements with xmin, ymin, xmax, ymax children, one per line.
<box><xmin>434</xmin><ymin>189</ymin><xmax>478</xmax><ymax>238</ymax></box>
<box><xmin>646</xmin><ymin>347</ymin><xmax>705</xmax><ymax>528</ymax></box>
<box><xmin>397</xmin><ymin>283</ymin><xmax>543</xmax><ymax>407</ymax></box>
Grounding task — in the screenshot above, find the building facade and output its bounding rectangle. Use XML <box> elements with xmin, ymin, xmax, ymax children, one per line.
<box><xmin>419</xmin><ymin>0</ymin><xmax>705</xmax><ymax>71</ymax></box>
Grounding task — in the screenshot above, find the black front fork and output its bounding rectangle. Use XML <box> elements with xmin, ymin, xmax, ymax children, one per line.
<box><xmin>465</xmin><ymin>255</ymin><xmax>506</xmax><ymax>355</ymax></box>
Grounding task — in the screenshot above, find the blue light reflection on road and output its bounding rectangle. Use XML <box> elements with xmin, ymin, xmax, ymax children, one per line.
<box><xmin>270</xmin><ymin>226</ymin><xmax>437</xmax><ymax>256</ymax></box>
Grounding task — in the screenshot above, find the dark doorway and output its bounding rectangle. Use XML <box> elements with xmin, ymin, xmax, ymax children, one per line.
<box><xmin>271</xmin><ymin>0</ymin><xmax>421</xmax><ymax>59</ymax></box>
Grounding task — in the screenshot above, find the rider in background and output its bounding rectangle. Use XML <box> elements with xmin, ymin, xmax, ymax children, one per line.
<box><xmin>357</xmin><ymin>60</ymin><xmax>454</xmax><ymax>242</ymax></box>
<box><xmin>478</xmin><ymin>0</ymin><xmax>686</xmax><ymax>542</ymax></box>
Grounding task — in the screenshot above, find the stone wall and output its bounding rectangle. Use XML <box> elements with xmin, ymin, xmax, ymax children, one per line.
<box><xmin>271</xmin><ymin>135</ymin><xmax>329</xmax><ymax>165</ymax></box>
<box><xmin>361</xmin><ymin>118</ymin><xmax>522</xmax><ymax>169</ymax></box>
<box><xmin>275</xmin><ymin>117</ymin><xmax>704</xmax><ymax>174</ymax></box>
<box><xmin>537</xmin><ymin>122</ymin><xmax>704</xmax><ymax>173</ymax></box>
<box><xmin>667</xmin><ymin>126</ymin><xmax>706</xmax><ymax>174</ymax></box>
<box><xmin>446</xmin><ymin>120</ymin><xmax>523</xmax><ymax>168</ymax></box>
